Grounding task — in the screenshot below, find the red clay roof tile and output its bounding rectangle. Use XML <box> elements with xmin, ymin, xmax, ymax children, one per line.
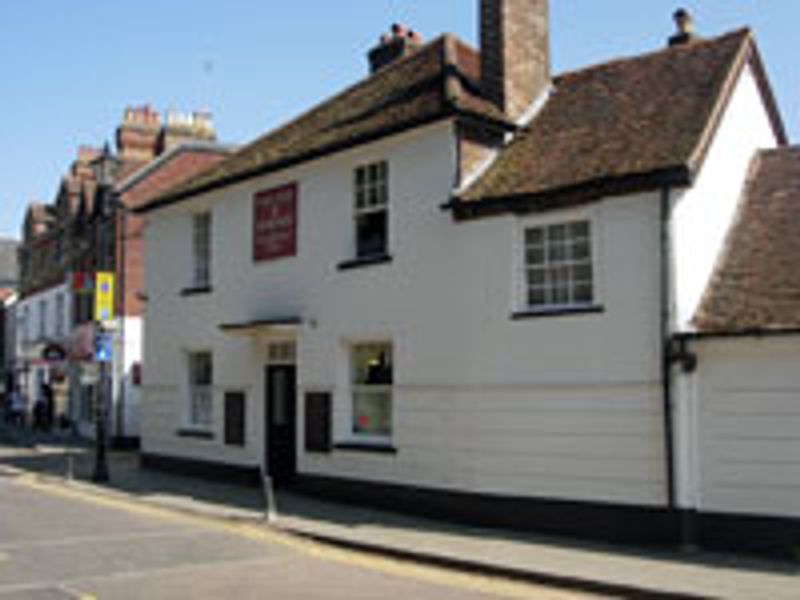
<box><xmin>459</xmin><ymin>29</ymin><xmax>780</xmax><ymax>209</ymax></box>
<box><xmin>695</xmin><ymin>147</ymin><xmax>800</xmax><ymax>333</ymax></box>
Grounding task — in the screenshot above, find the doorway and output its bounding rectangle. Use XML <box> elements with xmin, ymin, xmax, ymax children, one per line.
<box><xmin>265</xmin><ymin>364</ymin><xmax>297</xmax><ymax>485</ymax></box>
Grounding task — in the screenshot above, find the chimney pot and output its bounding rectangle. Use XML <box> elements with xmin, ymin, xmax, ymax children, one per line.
<box><xmin>675</xmin><ymin>9</ymin><xmax>693</xmax><ymax>34</ymax></box>
<box><xmin>368</xmin><ymin>23</ymin><xmax>424</xmax><ymax>73</ymax></box>
<box><xmin>669</xmin><ymin>8</ymin><xmax>699</xmax><ymax>46</ymax></box>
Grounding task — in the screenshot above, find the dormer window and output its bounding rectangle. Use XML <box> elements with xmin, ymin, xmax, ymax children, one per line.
<box><xmin>354</xmin><ymin>161</ymin><xmax>389</xmax><ymax>259</ymax></box>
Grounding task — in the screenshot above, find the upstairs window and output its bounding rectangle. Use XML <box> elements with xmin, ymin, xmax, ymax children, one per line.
<box><xmin>19</xmin><ymin>307</ymin><xmax>28</xmax><ymax>345</ymax></box>
<box><xmin>192</xmin><ymin>212</ymin><xmax>212</xmax><ymax>288</ymax></box>
<box><xmin>354</xmin><ymin>161</ymin><xmax>389</xmax><ymax>258</ymax></box>
<box><xmin>39</xmin><ymin>299</ymin><xmax>47</xmax><ymax>340</ymax></box>
<box><xmin>55</xmin><ymin>293</ymin><xmax>65</xmax><ymax>339</ymax></box>
<box><xmin>188</xmin><ymin>351</ymin><xmax>213</xmax><ymax>428</ymax></box>
<box><xmin>351</xmin><ymin>342</ymin><xmax>393</xmax><ymax>438</ymax></box>
<box><xmin>524</xmin><ymin>220</ymin><xmax>594</xmax><ymax>310</ymax></box>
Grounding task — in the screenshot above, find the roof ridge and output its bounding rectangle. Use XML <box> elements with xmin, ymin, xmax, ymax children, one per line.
<box><xmin>229</xmin><ymin>35</ymin><xmax>452</xmax><ymax>161</ymax></box>
<box><xmin>685</xmin><ymin>29</ymin><xmax>753</xmax><ymax>174</ymax></box>
<box><xmin>115</xmin><ymin>141</ymin><xmax>235</xmax><ymax>194</ymax></box>
<box><xmin>554</xmin><ymin>27</ymin><xmax>751</xmax><ymax>83</ymax></box>
<box><xmin>441</xmin><ymin>33</ymin><xmax>463</xmax><ymax>109</ymax></box>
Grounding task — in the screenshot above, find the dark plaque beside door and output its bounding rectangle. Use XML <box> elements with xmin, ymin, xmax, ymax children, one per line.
<box><xmin>305</xmin><ymin>392</ymin><xmax>332</xmax><ymax>453</ymax></box>
<box><xmin>224</xmin><ymin>392</ymin><xmax>246</xmax><ymax>447</ymax></box>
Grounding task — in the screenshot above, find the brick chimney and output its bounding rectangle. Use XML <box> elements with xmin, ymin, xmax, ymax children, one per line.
<box><xmin>71</xmin><ymin>146</ymin><xmax>100</xmax><ymax>180</ymax></box>
<box><xmin>157</xmin><ymin>110</ymin><xmax>217</xmax><ymax>154</ymax></box>
<box><xmin>368</xmin><ymin>24</ymin><xmax>424</xmax><ymax>74</ymax></box>
<box><xmin>480</xmin><ymin>0</ymin><xmax>550</xmax><ymax>122</ymax></box>
<box><xmin>116</xmin><ymin>105</ymin><xmax>161</xmax><ymax>162</ymax></box>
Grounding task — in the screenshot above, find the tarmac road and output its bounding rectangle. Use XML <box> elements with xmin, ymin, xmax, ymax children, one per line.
<box><xmin>0</xmin><ymin>470</ymin><xmax>593</xmax><ymax>600</ymax></box>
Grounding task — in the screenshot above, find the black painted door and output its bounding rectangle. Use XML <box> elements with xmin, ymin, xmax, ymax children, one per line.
<box><xmin>266</xmin><ymin>365</ymin><xmax>297</xmax><ymax>485</ymax></box>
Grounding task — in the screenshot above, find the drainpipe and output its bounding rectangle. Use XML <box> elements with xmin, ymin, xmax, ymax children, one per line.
<box><xmin>661</xmin><ymin>186</ymin><xmax>700</xmax><ymax>549</ymax></box>
<box><xmin>659</xmin><ymin>186</ymin><xmax>677</xmax><ymax>511</ymax></box>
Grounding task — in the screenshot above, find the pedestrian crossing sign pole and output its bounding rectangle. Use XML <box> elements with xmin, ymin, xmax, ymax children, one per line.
<box><xmin>92</xmin><ymin>271</ymin><xmax>115</xmax><ymax>483</ymax></box>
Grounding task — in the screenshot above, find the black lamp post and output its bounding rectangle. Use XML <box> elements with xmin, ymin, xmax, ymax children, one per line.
<box><xmin>91</xmin><ymin>144</ymin><xmax>121</xmax><ymax>483</ymax></box>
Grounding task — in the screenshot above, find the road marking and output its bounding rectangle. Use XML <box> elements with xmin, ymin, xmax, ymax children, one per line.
<box><xmin>58</xmin><ymin>583</ymin><xmax>96</xmax><ymax>600</ymax></box>
<box><xmin>18</xmin><ymin>476</ymin><xmax>598</xmax><ymax>599</ymax></box>
<box><xmin>0</xmin><ymin>530</ymin><xmax>216</xmax><ymax>552</ymax></box>
<box><xmin>0</xmin><ymin>552</ymin><xmax>7</xmax><ymax>563</ymax></box>
<box><xmin>0</xmin><ymin>557</ymin><xmax>294</xmax><ymax>597</ymax></box>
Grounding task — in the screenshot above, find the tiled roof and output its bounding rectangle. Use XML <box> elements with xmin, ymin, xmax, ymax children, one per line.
<box><xmin>139</xmin><ymin>35</ymin><xmax>509</xmax><ymax>212</ymax></box>
<box><xmin>458</xmin><ymin>29</ymin><xmax>785</xmax><ymax>211</ymax></box>
<box><xmin>115</xmin><ymin>159</ymin><xmax>148</xmax><ymax>186</ymax></box>
<box><xmin>121</xmin><ymin>145</ymin><xmax>232</xmax><ymax>210</ymax></box>
<box><xmin>694</xmin><ymin>147</ymin><xmax>800</xmax><ymax>333</ymax></box>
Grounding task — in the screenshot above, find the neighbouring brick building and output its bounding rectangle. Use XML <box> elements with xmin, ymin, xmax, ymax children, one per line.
<box><xmin>15</xmin><ymin>106</ymin><xmax>233</xmax><ymax>441</ymax></box>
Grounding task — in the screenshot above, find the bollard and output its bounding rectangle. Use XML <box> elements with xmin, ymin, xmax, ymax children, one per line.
<box><xmin>262</xmin><ymin>472</ymin><xmax>277</xmax><ymax>523</ymax></box>
<box><xmin>66</xmin><ymin>451</ymin><xmax>75</xmax><ymax>481</ymax></box>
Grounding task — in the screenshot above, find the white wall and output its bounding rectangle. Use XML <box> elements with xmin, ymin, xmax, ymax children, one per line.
<box><xmin>143</xmin><ymin>120</ymin><xmax>669</xmax><ymax>506</ymax></box>
<box><xmin>117</xmin><ymin>316</ymin><xmax>142</xmax><ymax>438</ymax></box>
<box><xmin>15</xmin><ymin>283</ymin><xmax>71</xmax><ymax>347</ymax></box>
<box><xmin>687</xmin><ymin>336</ymin><xmax>800</xmax><ymax>519</ymax></box>
<box><xmin>671</xmin><ymin>64</ymin><xmax>779</xmax><ymax>330</ymax></box>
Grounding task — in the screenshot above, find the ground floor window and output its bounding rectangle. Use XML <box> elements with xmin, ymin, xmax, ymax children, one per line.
<box><xmin>188</xmin><ymin>352</ymin><xmax>213</xmax><ymax>428</ymax></box>
<box><xmin>351</xmin><ymin>342</ymin><xmax>392</xmax><ymax>437</ymax></box>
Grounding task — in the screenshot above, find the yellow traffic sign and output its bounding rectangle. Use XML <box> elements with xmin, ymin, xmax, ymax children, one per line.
<box><xmin>94</xmin><ymin>272</ymin><xmax>115</xmax><ymax>322</ymax></box>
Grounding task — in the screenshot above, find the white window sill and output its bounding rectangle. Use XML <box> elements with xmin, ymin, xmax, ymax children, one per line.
<box><xmin>334</xmin><ymin>439</ymin><xmax>397</xmax><ymax>455</ymax></box>
<box><xmin>176</xmin><ymin>426</ymin><xmax>214</xmax><ymax>440</ymax></box>
<box><xmin>511</xmin><ymin>304</ymin><xmax>604</xmax><ymax>320</ymax></box>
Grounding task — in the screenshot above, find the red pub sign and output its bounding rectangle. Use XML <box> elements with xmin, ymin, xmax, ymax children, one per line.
<box><xmin>253</xmin><ymin>183</ymin><xmax>298</xmax><ymax>262</ymax></box>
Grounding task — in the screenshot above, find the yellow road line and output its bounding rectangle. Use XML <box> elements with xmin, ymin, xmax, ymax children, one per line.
<box><xmin>0</xmin><ymin>552</ymin><xmax>7</xmax><ymax>564</ymax></box>
<box><xmin>16</xmin><ymin>476</ymin><xmax>597</xmax><ymax>600</ymax></box>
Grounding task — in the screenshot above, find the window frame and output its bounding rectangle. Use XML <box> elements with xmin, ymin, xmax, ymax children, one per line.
<box><xmin>347</xmin><ymin>340</ymin><xmax>393</xmax><ymax>444</ymax></box>
<box><xmin>55</xmin><ymin>292</ymin><xmax>65</xmax><ymax>339</ymax></box>
<box><xmin>353</xmin><ymin>161</ymin><xmax>390</xmax><ymax>260</ymax></box>
<box><xmin>186</xmin><ymin>350</ymin><xmax>214</xmax><ymax>431</ymax></box>
<box><xmin>191</xmin><ymin>211</ymin><xmax>212</xmax><ymax>290</ymax></box>
<box><xmin>38</xmin><ymin>299</ymin><xmax>47</xmax><ymax>340</ymax></box>
<box><xmin>514</xmin><ymin>210</ymin><xmax>602</xmax><ymax>315</ymax></box>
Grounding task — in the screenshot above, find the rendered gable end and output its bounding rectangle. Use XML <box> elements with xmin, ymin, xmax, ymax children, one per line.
<box><xmin>671</xmin><ymin>61</ymin><xmax>780</xmax><ymax>331</ymax></box>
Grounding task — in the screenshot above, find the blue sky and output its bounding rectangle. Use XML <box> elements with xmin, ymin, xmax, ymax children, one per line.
<box><xmin>1</xmin><ymin>1</ymin><xmax>796</xmax><ymax>239</ymax></box>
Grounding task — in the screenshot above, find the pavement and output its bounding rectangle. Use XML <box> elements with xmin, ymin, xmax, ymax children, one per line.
<box><xmin>1</xmin><ymin>427</ymin><xmax>799</xmax><ymax>600</ymax></box>
<box><xmin>2</xmin><ymin>465</ymin><xmax>555</xmax><ymax>599</ymax></box>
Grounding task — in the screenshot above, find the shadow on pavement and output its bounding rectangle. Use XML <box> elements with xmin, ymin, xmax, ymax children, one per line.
<box><xmin>2</xmin><ymin>422</ymin><xmax>797</xmax><ymax>581</ymax></box>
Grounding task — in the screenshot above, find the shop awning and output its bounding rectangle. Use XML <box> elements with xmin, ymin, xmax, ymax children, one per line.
<box><xmin>219</xmin><ymin>316</ymin><xmax>303</xmax><ymax>337</ymax></box>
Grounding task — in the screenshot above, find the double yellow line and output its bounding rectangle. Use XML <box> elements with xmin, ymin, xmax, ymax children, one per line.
<box><xmin>16</xmin><ymin>476</ymin><xmax>595</xmax><ymax>600</ymax></box>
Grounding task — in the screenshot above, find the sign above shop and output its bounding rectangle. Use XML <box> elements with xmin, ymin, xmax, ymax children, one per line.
<box><xmin>253</xmin><ymin>183</ymin><xmax>298</xmax><ymax>263</ymax></box>
<box><xmin>72</xmin><ymin>272</ymin><xmax>94</xmax><ymax>293</ymax></box>
<box><xmin>41</xmin><ymin>343</ymin><xmax>67</xmax><ymax>362</ymax></box>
